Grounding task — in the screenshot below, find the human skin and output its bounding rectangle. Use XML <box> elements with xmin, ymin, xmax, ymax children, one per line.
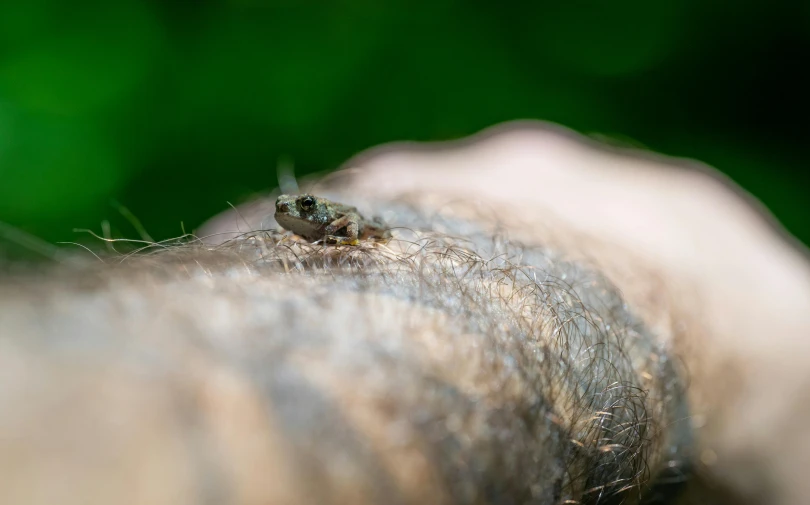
<box><xmin>1</xmin><ymin>121</ymin><xmax>808</xmax><ymax>504</ymax></box>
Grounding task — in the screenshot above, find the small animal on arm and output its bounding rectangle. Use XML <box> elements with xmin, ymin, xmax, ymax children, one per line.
<box><xmin>274</xmin><ymin>194</ymin><xmax>391</xmax><ymax>246</ymax></box>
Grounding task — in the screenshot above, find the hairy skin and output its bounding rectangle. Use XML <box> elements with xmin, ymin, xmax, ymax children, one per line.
<box><xmin>0</xmin><ymin>218</ymin><xmax>685</xmax><ymax>505</ymax></box>
<box><xmin>1</xmin><ymin>121</ymin><xmax>809</xmax><ymax>504</ymax></box>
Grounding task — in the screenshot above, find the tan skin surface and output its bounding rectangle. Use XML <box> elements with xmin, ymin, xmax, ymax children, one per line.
<box><xmin>336</xmin><ymin>121</ymin><xmax>810</xmax><ymax>504</ymax></box>
<box><xmin>202</xmin><ymin>120</ymin><xmax>810</xmax><ymax>503</ymax></box>
<box><xmin>1</xmin><ymin>121</ymin><xmax>807</xmax><ymax>505</ymax></box>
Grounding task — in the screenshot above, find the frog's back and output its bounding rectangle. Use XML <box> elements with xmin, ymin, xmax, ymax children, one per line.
<box><xmin>333</xmin><ymin>203</ymin><xmax>359</xmax><ymax>216</ymax></box>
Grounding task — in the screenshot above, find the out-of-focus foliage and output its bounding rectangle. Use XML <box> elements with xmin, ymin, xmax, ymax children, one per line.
<box><xmin>1</xmin><ymin>0</ymin><xmax>808</xmax><ymax>255</ymax></box>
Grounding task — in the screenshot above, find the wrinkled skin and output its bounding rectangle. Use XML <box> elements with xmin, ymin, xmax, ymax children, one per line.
<box><xmin>2</xmin><ymin>121</ymin><xmax>809</xmax><ymax>505</ymax></box>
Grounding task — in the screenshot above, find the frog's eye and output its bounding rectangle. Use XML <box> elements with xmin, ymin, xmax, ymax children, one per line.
<box><xmin>299</xmin><ymin>196</ymin><xmax>316</xmax><ymax>211</ymax></box>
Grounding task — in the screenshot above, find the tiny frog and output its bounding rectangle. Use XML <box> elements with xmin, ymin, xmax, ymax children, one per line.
<box><xmin>274</xmin><ymin>194</ymin><xmax>391</xmax><ymax>246</ymax></box>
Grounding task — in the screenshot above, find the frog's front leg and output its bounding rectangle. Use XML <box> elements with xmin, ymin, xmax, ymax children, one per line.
<box><xmin>324</xmin><ymin>215</ymin><xmax>360</xmax><ymax>246</ymax></box>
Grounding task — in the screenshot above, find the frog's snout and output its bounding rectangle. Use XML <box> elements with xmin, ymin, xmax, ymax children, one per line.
<box><xmin>276</xmin><ymin>200</ymin><xmax>289</xmax><ymax>213</ymax></box>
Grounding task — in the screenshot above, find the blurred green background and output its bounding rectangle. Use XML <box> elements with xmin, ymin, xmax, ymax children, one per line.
<box><xmin>1</xmin><ymin>0</ymin><xmax>808</xmax><ymax>257</ymax></box>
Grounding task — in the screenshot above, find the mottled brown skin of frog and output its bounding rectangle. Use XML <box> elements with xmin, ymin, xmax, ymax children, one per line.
<box><xmin>275</xmin><ymin>194</ymin><xmax>390</xmax><ymax>245</ymax></box>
